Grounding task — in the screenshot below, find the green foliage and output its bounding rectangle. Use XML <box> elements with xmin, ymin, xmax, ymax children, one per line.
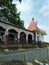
<box><xmin>0</xmin><ymin>0</ymin><xmax>24</xmax><ymax>28</ymax></box>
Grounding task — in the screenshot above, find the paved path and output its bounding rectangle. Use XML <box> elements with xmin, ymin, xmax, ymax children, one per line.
<box><xmin>0</xmin><ymin>50</ymin><xmax>31</xmax><ymax>62</ymax></box>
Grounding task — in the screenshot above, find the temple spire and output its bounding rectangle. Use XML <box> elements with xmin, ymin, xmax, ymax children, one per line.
<box><xmin>28</xmin><ymin>18</ymin><xmax>38</xmax><ymax>31</ymax></box>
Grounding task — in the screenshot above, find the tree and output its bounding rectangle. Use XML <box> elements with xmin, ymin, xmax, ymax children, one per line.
<box><xmin>0</xmin><ymin>0</ymin><xmax>24</xmax><ymax>28</ymax></box>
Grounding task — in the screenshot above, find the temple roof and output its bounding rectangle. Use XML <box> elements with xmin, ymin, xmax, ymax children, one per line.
<box><xmin>28</xmin><ymin>18</ymin><xmax>46</xmax><ymax>35</ymax></box>
<box><xmin>28</xmin><ymin>18</ymin><xmax>38</xmax><ymax>31</ymax></box>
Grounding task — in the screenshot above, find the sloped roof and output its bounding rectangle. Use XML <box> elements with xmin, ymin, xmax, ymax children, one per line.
<box><xmin>28</xmin><ymin>18</ymin><xmax>38</xmax><ymax>31</ymax></box>
<box><xmin>28</xmin><ymin>18</ymin><xmax>46</xmax><ymax>35</ymax></box>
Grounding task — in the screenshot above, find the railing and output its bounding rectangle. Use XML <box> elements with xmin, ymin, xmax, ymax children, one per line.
<box><xmin>0</xmin><ymin>39</ymin><xmax>35</xmax><ymax>47</ymax></box>
<box><xmin>0</xmin><ymin>38</ymin><xmax>49</xmax><ymax>48</ymax></box>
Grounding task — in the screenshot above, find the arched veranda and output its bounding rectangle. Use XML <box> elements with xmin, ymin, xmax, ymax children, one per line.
<box><xmin>20</xmin><ymin>32</ymin><xmax>26</xmax><ymax>45</ymax></box>
<box><xmin>28</xmin><ymin>34</ymin><xmax>32</xmax><ymax>44</ymax></box>
<box><xmin>0</xmin><ymin>26</ymin><xmax>5</xmax><ymax>44</ymax></box>
<box><xmin>8</xmin><ymin>29</ymin><xmax>18</xmax><ymax>45</ymax></box>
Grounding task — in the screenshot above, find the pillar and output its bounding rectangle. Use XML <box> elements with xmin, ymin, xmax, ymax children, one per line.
<box><xmin>39</xmin><ymin>33</ymin><xmax>41</xmax><ymax>41</ymax></box>
<box><xmin>26</xmin><ymin>34</ymin><xmax>28</xmax><ymax>44</ymax></box>
<box><xmin>32</xmin><ymin>33</ymin><xmax>34</xmax><ymax>41</ymax></box>
<box><xmin>4</xmin><ymin>29</ymin><xmax>8</xmax><ymax>45</ymax></box>
<box><xmin>18</xmin><ymin>32</ymin><xmax>20</xmax><ymax>44</ymax></box>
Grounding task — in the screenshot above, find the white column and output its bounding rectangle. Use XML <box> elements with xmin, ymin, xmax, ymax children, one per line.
<box><xmin>39</xmin><ymin>33</ymin><xmax>41</xmax><ymax>41</ymax></box>
<box><xmin>32</xmin><ymin>34</ymin><xmax>34</xmax><ymax>40</ymax></box>
<box><xmin>18</xmin><ymin>32</ymin><xmax>20</xmax><ymax>43</ymax></box>
<box><xmin>32</xmin><ymin>34</ymin><xmax>34</xmax><ymax>44</ymax></box>
<box><xmin>26</xmin><ymin>34</ymin><xmax>28</xmax><ymax>44</ymax></box>
<box><xmin>4</xmin><ymin>29</ymin><xmax>8</xmax><ymax>45</ymax></box>
<box><xmin>36</xmin><ymin>32</ymin><xmax>37</xmax><ymax>43</ymax></box>
<box><xmin>5</xmin><ymin>29</ymin><xmax>8</xmax><ymax>36</ymax></box>
<box><xmin>3</xmin><ymin>29</ymin><xmax>8</xmax><ymax>41</ymax></box>
<box><xmin>41</xmin><ymin>35</ymin><xmax>44</xmax><ymax>42</ymax></box>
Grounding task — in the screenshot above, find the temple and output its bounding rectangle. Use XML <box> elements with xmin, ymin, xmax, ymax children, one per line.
<box><xmin>28</xmin><ymin>18</ymin><xmax>46</xmax><ymax>43</ymax></box>
<box><xmin>0</xmin><ymin>18</ymin><xmax>46</xmax><ymax>47</ymax></box>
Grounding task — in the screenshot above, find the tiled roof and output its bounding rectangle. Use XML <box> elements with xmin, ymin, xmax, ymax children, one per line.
<box><xmin>28</xmin><ymin>18</ymin><xmax>46</xmax><ymax>35</ymax></box>
<box><xmin>28</xmin><ymin>18</ymin><xmax>38</xmax><ymax>31</ymax></box>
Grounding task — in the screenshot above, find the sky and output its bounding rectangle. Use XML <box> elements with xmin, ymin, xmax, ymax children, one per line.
<box><xmin>13</xmin><ymin>0</ymin><xmax>49</xmax><ymax>42</ymax></box>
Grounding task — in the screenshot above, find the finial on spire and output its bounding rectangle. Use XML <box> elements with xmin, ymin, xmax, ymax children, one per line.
<box><xmin>32</xmin><ymin>18</ymin><xmax>34</xmax><ymax>20</ymax></box>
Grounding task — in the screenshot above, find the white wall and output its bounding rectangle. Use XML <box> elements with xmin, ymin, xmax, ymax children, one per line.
<box><xmin>0</xmin><ymin>22</ymin><xmax>34</xmax><ymax>40</ymax></box>
<box><xmin>36</xmin><ymin>32</ymin><xmax>44</xmax><ymax>42</ymax></box>
<box><xmin>0</xmin><ymin>22</ymin><xmax>44</xmax><ymax>42</ymax></box>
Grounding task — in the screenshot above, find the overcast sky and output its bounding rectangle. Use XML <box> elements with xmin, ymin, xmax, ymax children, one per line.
<box><xmin>13</xmin><ymin>0</ymin><xmax>49</xmax><ymax>42</ymax></box>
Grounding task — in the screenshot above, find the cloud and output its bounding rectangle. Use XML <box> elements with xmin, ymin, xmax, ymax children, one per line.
<box><xmin>39</xmin><ymin>0</ymin><xmax>49</xmax><ymax>17</ymax></box>
<box><xmin>16</xmin><ymin>0</ymin><xmax>35</xmax><ymax>28</ymax></box>
<box><xmin>16</xmin><ymin>0</ymin><xmax>34</xmax><ymax>13</ymax></box>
